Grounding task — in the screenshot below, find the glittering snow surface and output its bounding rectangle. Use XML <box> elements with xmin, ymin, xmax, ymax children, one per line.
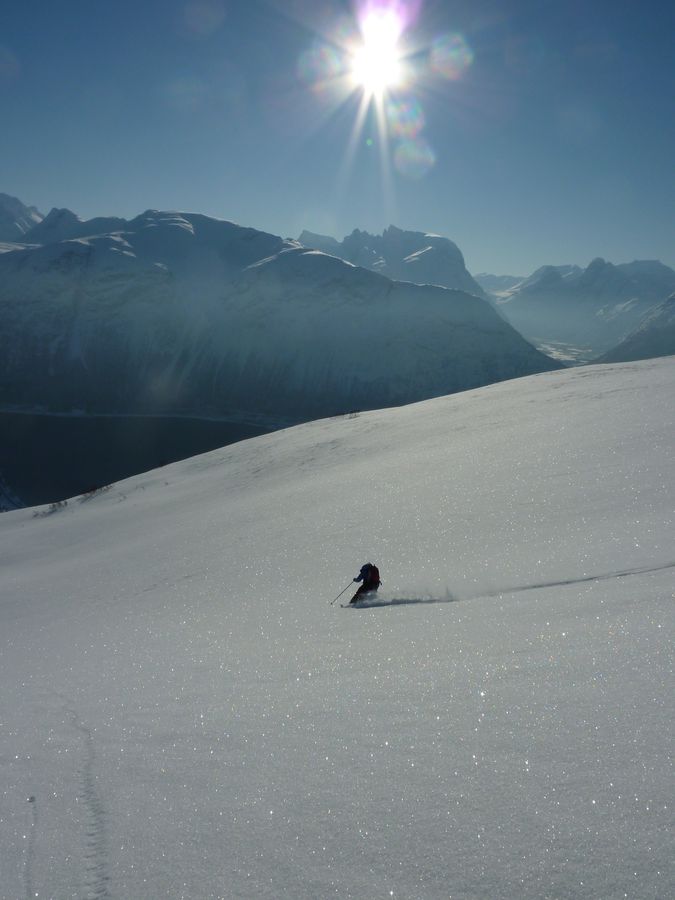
<box><xmin>1</xmin><ymin>359</ymin><xmax>673</xmax><ymax>899</ymax></box>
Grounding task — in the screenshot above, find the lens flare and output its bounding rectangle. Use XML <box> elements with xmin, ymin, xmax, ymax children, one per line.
<box><xmin>385</xmin><ymin>97</ymin><xmax>425</xmax><ymax>138</ymax></box>
<box><xmin>297</xmin><ymin>43</ymin><xmax>345</xmax><ymax>92</ymax></box>
<box><xmin>430</xmin><ymin>33</ymin><xmax>474</xmax><ymax>81</ymax></box>
<box><xmin>393</xmin><ymin>136</ymin><xmax>435</xmax><ymax>179</ymax></box>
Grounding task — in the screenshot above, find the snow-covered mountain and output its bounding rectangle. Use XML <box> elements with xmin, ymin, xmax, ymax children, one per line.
<box><xmin>0</xmin><ymin>192</ymin><xmax>43</xmax><ymax>242</ymax></box>
<box><xmin>22</xmin><ymin>205</ymin><xmax>129</xmax><ymax>245</ymax></box>
<box><xmin>1</xmin><ymin>358</ymin><xmax>673</xmax><ymax>899</ymax></box>
<box><xmin>511</xmin><ymin>264</ymin><xmax>584</xmax><ymax>293</ymax></box>
<box><xmin>598</xmin><ymin>292</ymin><xmax>675</xmax><ymax>363</ymax></box>
<box><xmin>473</xmin><ymin>272</ymin><xmax>526</xmax><ymax>295</ymax></box>
<box><xmin>0</xmin><ymin>209</ymin><xmax>560</xmax><ymax>421</ymax></box>
<box><xmin>495</xmin><ymin>258</ymin><xmax>675</xmax><ymax>355</ymax></box>
<box><xmin>299</xmin><ymin>225</ymin><xmax>487</xmax><ymax>298</ymax></box>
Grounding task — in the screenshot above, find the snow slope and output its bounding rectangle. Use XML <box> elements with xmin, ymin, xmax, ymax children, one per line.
<box><xmin>0</xmin><ymin>211</ymin><xmax>559</xmax><ymax>420</ymax></box>
<box><xmin>1</xmin><ymin>358</ymin><xmax>673</xmax><ymax>899</ymax></box>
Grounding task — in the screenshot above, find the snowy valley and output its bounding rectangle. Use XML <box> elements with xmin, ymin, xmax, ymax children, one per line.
<box><xmin>1</xmin><ymin>357</ymin><xmax>673</xmax><ymax>899</ymax></box>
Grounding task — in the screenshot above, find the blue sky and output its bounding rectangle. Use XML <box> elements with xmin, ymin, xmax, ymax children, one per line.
<box><xmin>2</xmin><ymin>0</ymin><xmax>673</xmax><ymax>274</ymax></box>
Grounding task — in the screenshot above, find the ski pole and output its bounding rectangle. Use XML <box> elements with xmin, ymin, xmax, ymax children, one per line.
<box><xmin>330</xmin><ymin>582</ymin><xmax>353</xmax><ymax>605</ymax></box>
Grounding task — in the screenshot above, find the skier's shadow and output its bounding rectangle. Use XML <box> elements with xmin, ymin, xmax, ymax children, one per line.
<box><xmin>350</xmin><ymin>592</ymin><xmax>459</xmax><ymax>609</ymax></box>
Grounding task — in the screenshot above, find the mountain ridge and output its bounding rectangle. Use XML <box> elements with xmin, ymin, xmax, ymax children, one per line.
<box><xmin>0</xmin><ymin>209</ymin><xmax>560</xmax><ymax>422</ymax></box>
<box><xmin>0</xmin><ymin>192</ymin><xmax>44</xmax><ymax>242</ymax></box>
<box><xmin>299</xmin><ymin>224</ymin><xmax>486</xmax><ymax>298</ymax></box>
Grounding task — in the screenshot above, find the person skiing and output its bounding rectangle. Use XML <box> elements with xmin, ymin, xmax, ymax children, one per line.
<box><xmin>349</xmin><ymin>562</ymin><xmax>381</xmax><ymax>604</ymax></box>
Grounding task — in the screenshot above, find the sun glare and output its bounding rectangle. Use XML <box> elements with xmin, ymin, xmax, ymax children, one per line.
<box><xmin>296</xmin><ymin>0</ymin><xmax>474</xmax><ymax>189</ymax></box>
<box><xmin>350</xmin><ymin>10</ymin><xmax>403</xmax><ymax>97</ymax></box>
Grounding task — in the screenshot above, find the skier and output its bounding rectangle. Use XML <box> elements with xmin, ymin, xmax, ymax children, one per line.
<box><xmin>349</xmin><ymin>562</ymin><xmax>381</xmax><ymax>604</ymax></box>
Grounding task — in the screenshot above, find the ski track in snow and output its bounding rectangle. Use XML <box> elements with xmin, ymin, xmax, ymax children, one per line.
<box><xmin>63</xmin><ymin>704</ymin><xmax>111</xmax><ymax>900</ymax></box>
<box><xmin>23</xmin><ymin>795</ymin><xmax>38</xmax><ymax>900</ymax></box>
<box><xmin>347</xmin><ymin>560</ymin><xmax>675</xmax><ymax>609</ymax></box>
<box><xmin>486</xmin><ymin>559</ymin><xmax>675</xmax><ymax>599</ymax></box>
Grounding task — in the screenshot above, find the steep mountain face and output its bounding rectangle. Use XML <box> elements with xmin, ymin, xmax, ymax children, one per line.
<box><xmin>496</xmin><ymin>258</ymin><xmax>675</xmax><ymax>354</ymax></box>
<box><xmin>598</xmin><ymin>293</ymin><xmax>675</xmax><ymax>363</ymax></box>
<box><xmin>299</xmin><ymin>225</ymin><xmax>486</xmax><ymax>298</ymax></box>
<box><xmin>0</xmin><ymin>192</ymin><xmax>43</xmax><ymax>242</ymax></box>
<box><xmin>0</xmin><ymin>210</ymin><xmax>560</xmax><ymax>421</ymax></box>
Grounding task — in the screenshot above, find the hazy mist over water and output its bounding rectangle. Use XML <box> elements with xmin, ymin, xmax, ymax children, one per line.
<box><xmin>0</xmin><ymin>412</ymin><xmax>270</xmax><ymax>506</ymax></box>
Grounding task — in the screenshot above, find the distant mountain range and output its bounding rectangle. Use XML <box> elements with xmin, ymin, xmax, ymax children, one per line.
<box><xmin>299</xmin><ymin>226</ymin><xmax>675</xmax><ymax>362</ymax></box>
<box><xmin>0</xmin><ymin>203</ymin><xmax>559</xmax><ymax>425</ymax></box>
<box><xmin>598</xmin><ymin>293</ymin><xmax>675</xmax><ymax>363</ymax></box>
<box><xmin>484</xmin><ymin>259</ymin><xmax>675</xmax><ymax>357</ymax></box>
<box><xmin>2</xmin><ymin>191</ymin><xmax>673</xmax><ymax>427</ymax></box>
<box><xmin>4</xmin><ymin>190</ymin><xmax>674</xmax><ymax>507</ymax></box>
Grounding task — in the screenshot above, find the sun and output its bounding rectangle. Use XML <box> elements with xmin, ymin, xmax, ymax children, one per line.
<box><xmin>350</xmin><ymin>9</ymin><xmax>404</xmax><ymax>98</ymax></box>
